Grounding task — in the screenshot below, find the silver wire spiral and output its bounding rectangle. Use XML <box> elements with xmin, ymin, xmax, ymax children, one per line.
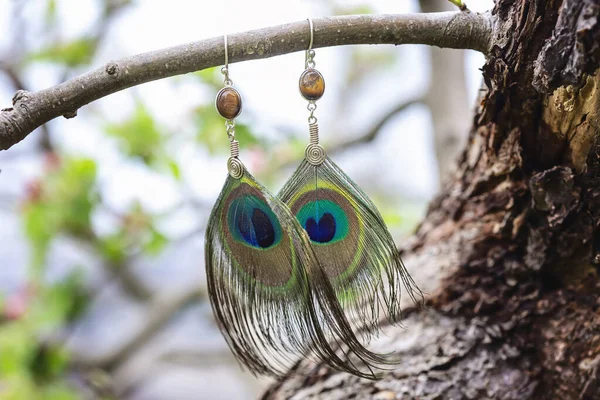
<box><xmin>305</xmin><ymin>143</ymin><xmax>325</xmax><ymax>165</ymax></box>
<box><xmin>227</xmin><ymin>156</ymin><xmax>244</xmax><ymax>179</ymax></box>
<box><xmin>305</xmin><ymin>107</ymin><xmax>325</xmax><ymax>165</ymax></box>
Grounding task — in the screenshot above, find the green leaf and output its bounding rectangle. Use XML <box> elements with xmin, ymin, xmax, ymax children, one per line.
<box><xmin>0</xmin><ymin>375</ymin><xmax>37</xmax><ymax>399</ymax></box>
<box><xmin>195</xmin><ymin>105</ymin><xmax>226</xmax><ymax>153</ymax></box>
<box><xmin>192</xmin><ymin>67</ymin><xmax>223</xmax><ymax>90</ymax></box>
<box><xmin>27</xmin><ymin>38</ymin><xmax>97</xmax><ymax>67</ymax></box>
<box><xmin>333</xmin><ymin>4</ymin><xmax>374</xmax><ymax>15</ymax></box>
<box><xmin>447</xmin><ymin>0</ymin><xmax>467</xmax><ymax>10</ymax></box>
<box><xmin>40</xmin><ymin>383</ymin><xmax>80</xmax><ymax>400</ymax></box>
<box><xmin>23</xmin><ymin>203</ymin><xmax>59</xmax><ymax>271</ymax></box>
<box><xmin>106</xmin><ymin>101</ymin><xmax>165</xmax><ymax>165</ymax></box>
<box><xmin>97</xmin><ymin>232</ymin><xmax>128</xmax><ymax>264</ymax></box>
<box><xmin>30</xmin><ymin>345</ymin><xmax>70</xmax><ymax>383</ymax></box>
<box><xmin>167</xmin><ymin>158</ymin><xmax>181</xmax><ymax>180</ymax></box>
<box><xmin>57</xmin><ymin>158</ymin><xmax>98</xmax><ymax>236</ymax></box>
<box><xmin>23</xmin><ymin>158</ymin><xmax>98</xmax><ymax>269</ymax></box>
<box><xmin>233</xmin><ymin>123</ymin><xmax>260</xmax><ymax>147</ymax></box>
<box><xmin>143</xmin><ymin>229</ymin><xmax>168</xmax><ymax>256</ymax></box>
<box><xmin>195</xmin><ymin>105</ymin><xmax>260</xmax><ymax>154</ymax></box>
<box><xmin>0</xmin><ymin>322</ymin><xmax>35</xmax><ymax>376</ymax></box>
<box><xmin>23</xmin><ymin>157</ymin><xmax>98</xmax><ymax>270</ymax></box>
<box><xmin>45</xmin><ymin>0</ymin><xmax>57</xmax><ymax>24</ymax></box>
<box><xmin>33</xmin><ymin>271</ymin><xmax>88</xmax><ymax>327</ymax></box>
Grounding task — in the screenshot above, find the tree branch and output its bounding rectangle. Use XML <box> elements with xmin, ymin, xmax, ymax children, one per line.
<box><xmin>0</xmin><ymin>63</ymin><xmax>53</xmax><ymax>151</ymax></box>
<box><xmin>71</xmin><ymin>284</ymin><xmax>206</xmax><ymax>369</ymax></box>
<box><xmin>329</xmin><ymin>97</ymin><xmax>423</xmax><ymax>154</ymax></box>
<box><xmin>0</xmin><ymin>12</ymin><xmax>492</xmax><ymax>151</ymax></box>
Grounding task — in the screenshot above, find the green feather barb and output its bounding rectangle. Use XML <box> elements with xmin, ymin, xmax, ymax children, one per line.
<box><xmin>279</xmin><ymin>156</ymin><xmax>424</xmax><ymax>336</ymax></box>
<box><xmin>205</xmin><ymin>166</ymin><xmax>393</xmax><ymax>378</ymax></box>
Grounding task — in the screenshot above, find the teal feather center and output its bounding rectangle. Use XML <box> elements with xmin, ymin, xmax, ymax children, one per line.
<box><xmin>296</xmin><ymin>199</ymin><xmax>349</xmax><ymax>245</ymax></box>
<box><xmin>227</xmin><ymin>194</ymin><xmax>282</xmax><ymax>249</ymax></box>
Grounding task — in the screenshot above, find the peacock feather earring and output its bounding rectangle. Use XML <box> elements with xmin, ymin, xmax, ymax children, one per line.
<box><xmin>205</xmin><ymin>35</ymin><xmax>393</xmax><ymax>379</ymax></box>
<box><xmin>278</xmin><ymin>19</ymin><xmax>424</xmax><ymax>336</ymax></box>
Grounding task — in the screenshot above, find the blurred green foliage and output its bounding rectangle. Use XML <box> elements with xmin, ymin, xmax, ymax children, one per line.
<box><xmin>1</xmin><ymin>1</ymin><xmax>137</xmax><ymax>398</ymax></box>
<box><xmin>105</xmin><ymin>101</ymin><xmax>182</xmax><ymax>181</ymax></box>
<box><xmin>0</xmin><ymin>1</ymin><xmax>425</xmax><ymax>399</ymax></box>
<box><xmin>98</xmin><ymin>202</ymin><xmax>168</xmax><ymax>264</ymax></box>
<box><xmin>23</xmin><ymin>157</ymin><xmax>99</xmax><ymax>272</ymax></box>
<box><xmin>195</xmin><ymin>104</ymin><xmax>260</xmax><ymax>154</ymax></box>
<box><xmin>106</xmin><ymin>101</ymin><xmax>165</xmax><ymax>165</ymax></box>
<box><xmin>0</xmin><ymin>272</ymin><xmax>87</xmax><ymax>399</ymax></box>
<box><xmin>26</xmin><ymin>38</ymin><xmax>97</xmax><ymax>68</ymax></box>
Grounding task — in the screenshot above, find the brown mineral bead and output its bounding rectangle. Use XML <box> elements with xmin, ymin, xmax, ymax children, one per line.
<box><xmin>216</xmin><ymin>87</ymin><xmax>242</xmax><ymax>119</ymax></box>
<box><xmin>299</xmin><ymin>69</ymin><xmax>325</xmax><ymax>101</ymax></box>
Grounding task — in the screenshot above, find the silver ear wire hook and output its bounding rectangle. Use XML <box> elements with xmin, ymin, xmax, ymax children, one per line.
<box><xmin>308</xmin><ymin>18</ymin><xmax>314</xmax><ymax>51</ymax></box>
<box><xmin>305</xmin><ymin>18</ymin><xmax>316</xmax><ymax>69</ymax></box>
<box><xmin>224</xmin><ymin>34</ymin><xmax>229</xmax><ymax>67</ymax></box>
<box><xmin>221</xmin><ymin>34</ymin><xmax>233</xmax><ymax>86</ymax></box>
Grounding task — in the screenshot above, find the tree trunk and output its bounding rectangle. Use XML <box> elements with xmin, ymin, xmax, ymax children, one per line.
<box><xmin>264</xmin><ymin>1</ymin><xmax>600</xmax><ymax>399</ymax></box>
<box><xmin>420</xmin><ymin>0</ymin><xmax>471</xmax><ymax>186</ymax></box>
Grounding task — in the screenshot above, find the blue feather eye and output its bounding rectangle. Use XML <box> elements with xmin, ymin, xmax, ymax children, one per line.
<box><xmin>296</xmin><ymin>200</ymin><xmax>348</xmax><ymax>244</ymax></box>
<box><xmin>305</xmin><ymin>212</ymin><xmax>336</xmax><ymax>243</ymax></box>
<box><xmin>228</xmin><ymin>195</ymin><xmax>282</xmax><ymax>249</ymax></box>
<box><xmin>238</xmin><ymin>208</ymin><xmax>276</xmax><ymax>247</ymax></box>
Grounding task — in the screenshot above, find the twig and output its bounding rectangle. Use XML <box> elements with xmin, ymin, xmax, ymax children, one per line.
<box><xmin>114</xmin><ymin>349</ymin><xmax>238</xmax><ymax>397</ymax></box>
<box><xmin>0</xmin><ymin>63</ymin><xmax>53</xmax><ymax>151</ymax></box>
<box><xmin>0</xmin><ymin>0</ymin><xmax>130</xmax><ymax>153</ymax></box>
<box><xmin>448</xmin><ymin>0</ymin><xmax>469</xmax><ymax>12</ymax></box>
<box><xmin>159</xmin><ymin>350</ymin><xmax>234</xmax><ymax>367</ymax></box>
<box><xmin>0</xmin><ymin>12</ymin><xmax>492</xmax><ymax>151</ymax></box>
<box><xmin>74</xmin><ymin>229</ymin><xmax>153</xmax><ymax>300</ymax></box>
<box><xmin>329</xmin><ymin>97</ymin><xmax>423</xmax><ymax>154</ymax></box>
<box><xmin>70</xmin><ymin>284</ymin><xmax>206</xmax><ymax>369</ymax></box>
<box><xmin>274</xmin><ymin>97</ymin><xmax>423</xmax><ymax>171</ymax></box>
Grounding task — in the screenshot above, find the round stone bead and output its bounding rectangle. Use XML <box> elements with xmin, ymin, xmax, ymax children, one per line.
<box><xmin>216</xmin><ymin>87</ymin><xmax>242</xmax><ymax>119</ymax></box>
<box><xmin>299</xmin><ymin>69</ymin><xmax>325</xmax><ymax>101</ymax></box>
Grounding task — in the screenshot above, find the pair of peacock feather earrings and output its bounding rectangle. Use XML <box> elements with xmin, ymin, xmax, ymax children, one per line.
<box><xmin>205</xmin><ymin>20</ymin><xmax>423</xmax><ymax>379</ymax></box>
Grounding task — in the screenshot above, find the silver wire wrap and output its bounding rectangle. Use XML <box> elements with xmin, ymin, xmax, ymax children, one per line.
<box><xmin>308</xmin><ymin>121</ymin><xmax>319</xmax><ymax>145</ymax></box>
<box><xmin>229</xmin><ymin>139</ymin><xmax>240</xmax><ymax>157</ymax></box>
<box><xmin>306</xmin><ymin>110</ymin><xmax>325</xmax><ymax>165</ymax></box>
<box><xmin>220</xmin><ymin>34</ymin><xmax>244</xmax><ymax>179</ymax></box>
<box><xmin>303</xmin><ymin>18</ymin><xmax>325</xmax><ymax>165</ymax></box>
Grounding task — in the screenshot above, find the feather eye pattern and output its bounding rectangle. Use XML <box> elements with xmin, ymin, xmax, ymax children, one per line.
<box><xmin>205</xmin><ymin>167</ymin><xmax>393</xmax><ymax>379</ymax></box>
<box><xmin>278</xmin><ymin>156</ymin><xmax>424</xmax><ymax>336</ymax></box>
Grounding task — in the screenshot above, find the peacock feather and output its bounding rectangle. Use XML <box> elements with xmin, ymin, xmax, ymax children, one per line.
<box><xmin>205</xmin><ymin>164</ymin><xmax>394</xmax><ymax>379</ymax></box>
<box><xmin>278</xmin><ymin>155</ymin><xmax>424</xmax><ymax>336</ymax></box>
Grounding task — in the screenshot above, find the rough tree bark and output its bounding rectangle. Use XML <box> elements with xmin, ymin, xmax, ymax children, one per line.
<box><xmin>264</xmin><ymin>1</ymin><xmax>600</xmax><ymax>399</ymax></box>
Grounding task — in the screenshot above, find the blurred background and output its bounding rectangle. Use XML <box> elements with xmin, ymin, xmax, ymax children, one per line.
<box><xmin>0</xmin><ymin>0</ymin><xmax>493</xmax><ymax>398</ymax></box>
